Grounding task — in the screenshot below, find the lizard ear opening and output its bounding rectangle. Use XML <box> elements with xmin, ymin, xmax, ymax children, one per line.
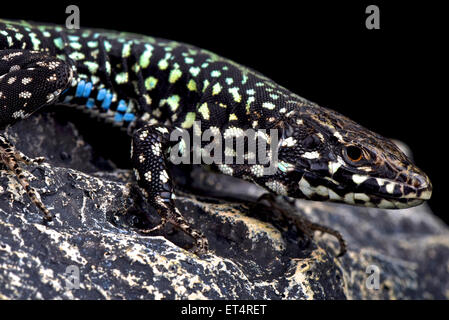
<box><xmin>273</xmin><ymin>120</ymin><xmax>295</xmax><ymax>140</ymax></box>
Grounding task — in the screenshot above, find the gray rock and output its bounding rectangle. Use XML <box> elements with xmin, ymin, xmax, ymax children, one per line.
<box><xmin>0</xmin><ymin>111</ymin><xmax>448</xmax><ymax>299</ymax></box>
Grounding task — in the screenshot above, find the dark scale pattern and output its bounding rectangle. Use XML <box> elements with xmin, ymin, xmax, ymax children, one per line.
<box><xmin>0</xmin><ymin>19</ymin><xmax>433</xmax><ymax>255</ymax></box>
<box><xmin>0</xmin><ymin>49</ymin><xmax>72</xmax><ymax>129</ymax></box>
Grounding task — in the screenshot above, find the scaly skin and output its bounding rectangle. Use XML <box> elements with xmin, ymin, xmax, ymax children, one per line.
<box><xmin>0</xmin><ymin>19</ymin><xmax>432</xmax><ymax>254</ymax></box>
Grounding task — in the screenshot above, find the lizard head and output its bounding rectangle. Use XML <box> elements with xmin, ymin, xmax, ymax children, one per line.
<box><xmin>274</xmin><ymin>103</ymin><xmax>432</xmax><ymax>209</ymax></box>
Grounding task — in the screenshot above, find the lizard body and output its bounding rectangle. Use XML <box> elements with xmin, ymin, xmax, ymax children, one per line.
<box><xmin>0</xmin><ymin>19</ymin><xmax>432</xmax><ymax>254</ymax></box>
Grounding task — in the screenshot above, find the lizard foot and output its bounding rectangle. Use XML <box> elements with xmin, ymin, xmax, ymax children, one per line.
<box><xmin>0</xmin><ymin>134</ymin><xmax>52</xmax><ymax>221</ymax></box>
<box><xmin>140</xmin><ymin>218</ymin><xmax>167</xmax><ymax>234</ymax></box>
<box><xmin>169</xmin><ymin>209</ymin><xmax>209</xmax><ymax>255</ymax></box>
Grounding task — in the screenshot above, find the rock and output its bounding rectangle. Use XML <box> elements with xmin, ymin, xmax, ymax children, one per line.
<box><xmin>0</xmin><ymin>110</ymin><xmax>448</xmax><ymax>299</ymax></box>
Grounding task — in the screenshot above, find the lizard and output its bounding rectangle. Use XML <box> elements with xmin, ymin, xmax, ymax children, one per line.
<box><xmin>0</xmin><ymin>19</ymin><xmax>432</xmax><ymax>255</ymax></box>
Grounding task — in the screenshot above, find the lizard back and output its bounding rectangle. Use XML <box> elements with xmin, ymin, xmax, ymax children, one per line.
<box><xmin>0</xmin><ymin>19</ymin><xmax>302</xmax><ymax>134</ymax></box>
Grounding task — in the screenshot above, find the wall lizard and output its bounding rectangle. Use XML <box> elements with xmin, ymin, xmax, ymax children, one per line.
<box><xmin>0</xmin><ymin>19</ymin><xmax>432</xmax><ymax>255</ymax></box>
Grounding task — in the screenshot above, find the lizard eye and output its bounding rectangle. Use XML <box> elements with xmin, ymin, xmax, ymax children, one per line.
<box><xmin>344</xmin><ymin>145</ymin><xmax>364</xmax><ymax>163</ymax></box>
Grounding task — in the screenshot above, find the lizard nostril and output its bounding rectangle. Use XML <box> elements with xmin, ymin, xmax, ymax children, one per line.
<box><xmin>410</xmin><ymin>172</ymin><xmax>431</xmax><ymax>191</ymax></box>
<box><xmin>412</xmin><ymin>179</ymin><xmax>421</xmax><ymax>188</ymax></box>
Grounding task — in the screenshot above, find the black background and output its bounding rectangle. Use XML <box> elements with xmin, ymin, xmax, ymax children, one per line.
<box><xmin>2</xmin><ymin>1</ymin><xmax>446</xmax><ymax>222</ymax></box>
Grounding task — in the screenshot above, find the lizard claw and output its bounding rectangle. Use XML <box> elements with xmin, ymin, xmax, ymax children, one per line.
<box><xmin>140</xmin><ymin>218</ymin><xmax>167</xmax><ymax>234</ymax></box>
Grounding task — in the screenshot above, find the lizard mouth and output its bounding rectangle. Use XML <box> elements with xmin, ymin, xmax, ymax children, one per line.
<box><xmin>350</xmin><ymin>172</ymin><xmax>432</xmax><ymax>209</ymax></box>
<box><xmin>296</xmin><ymin>169</ymin><xmax>432</xmax><ymax>209</ymax></box>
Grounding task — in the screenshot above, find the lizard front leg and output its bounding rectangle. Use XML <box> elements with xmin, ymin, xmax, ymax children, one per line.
<box><xmin>131</xmin><ymin>124</ymin><xmax>209</xmax><ymax>254</ymax></box>
<box><xmin>0</xmin><ymin>49</ymin><xmax>73</xmax><ymax>220</ymax></box>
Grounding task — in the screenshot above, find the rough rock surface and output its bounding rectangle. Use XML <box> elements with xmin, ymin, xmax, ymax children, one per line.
<box><xmin>0</xmin><ymin>111</ymin><xmax>448</xmax><ymax>299</ymax></box>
